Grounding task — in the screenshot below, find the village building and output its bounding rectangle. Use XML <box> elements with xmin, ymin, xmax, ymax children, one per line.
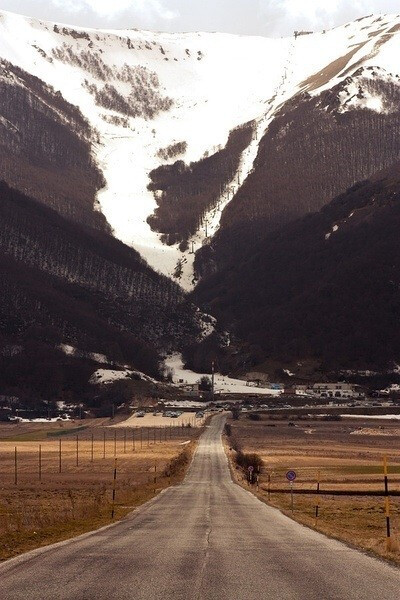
<box><xmin>295</xmin><ymin>383</ymin><xmax>364</xmax><ymax>399</ymax></box>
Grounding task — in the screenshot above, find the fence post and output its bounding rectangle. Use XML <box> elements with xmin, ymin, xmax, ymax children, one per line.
<box><xmin>76</xmin><ymin>435</ymin><xmax>79</xmax><ymax>467</ymax></box>
<box><xmin>103</xmin><ymin>430</ymin><xmax>106</xmax><ymax>459</ymax></box>
<box><xmin>14</xmin><ymin>447</ymin><xmax>17</xmax><ymax>485</ymax></box>
<box><xmin>59</xmin><ymin>439</ymin><xmax>62</xmax><ymax>473</ymax></box>
<box><xmin>111</xmin><ymin>458</ymin><xmax>117</xmax><ymax>519</ymax></box>
<box><xmin>39</xmin><ymin>444</ymin><xmax>42</xmax><ymax>482</ymax></box>
<box><xmin>114</xmin><ymin>430</ymin><xmax>117</xmax><ymax>457</ymax></box>
<box><xmin>383</xmin><ymin>456</ymin><xmax>391</xmax><ymax>552</ymax></box>
<box><xmin>91</xmin><ymin>433</ymin><xmax>94</xmax><ymax>462</ymax></box>
<box><xmin>290</xmin><ymin>482</ymin><xmax>294</xmax><ymax>514</ymax></box>
<box><xmin>314</xmin><ymin>470</ymin><xmax>321</xmax><ymax>526</ymax></box>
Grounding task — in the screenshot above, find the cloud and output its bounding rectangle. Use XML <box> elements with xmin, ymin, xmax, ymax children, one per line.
<box><xmin>258</xmin><ymin>0</ymin><xmax>399</xmax><ymax>34</ymax></box>
<box><xmin>52</xmin><ymin>0</ymin><xmax>178</xmax><ymax>21</ymax></box>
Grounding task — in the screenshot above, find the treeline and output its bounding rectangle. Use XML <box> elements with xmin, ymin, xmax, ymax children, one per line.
<box><xmin>197</xmin><ymin>70</ymin><xmax>400</xmax><ymax>277</ymax></box>
<box><xmin>157</xmin><ymin>141</ymin><xmax>188</xmax><ymax>161</ymax></box>
<box><xmin>0</xmin><ymin>59</ymin><xmax>107</xmax><ymax>231</ymax></box>
<box><xmin>52</xmin><ymin>44</ymin><xmax>173</xmax><ymax>119</ymax></box>
<box><xmin>147</xmin><ymin>123</ymin><xmax>254</xmax><ymax>245</ymax></box>
<box><xmin>194</xmin><ymin>163</ymin><xmax>400</xmax><ymax>372</ymax></box>
<box><xmin>84</xmin><ymin>79</ymin><xmax>172</xmax><ymax>120</ymax></box>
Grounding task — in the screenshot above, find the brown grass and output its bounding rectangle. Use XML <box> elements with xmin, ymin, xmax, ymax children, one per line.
<box><xmin>0</xmin><ymin>421</ymin><xmax>199</xmax><ymax>561</ymax></box>
<box><xmin>226</xmin><ymin>416</ymin><xmax>400</xmax><ymax>565</ymax></box>
<box><xmin>299</xmin><ymin>43</ymin><xmax>367</xmax><ymax>92</ymax></box>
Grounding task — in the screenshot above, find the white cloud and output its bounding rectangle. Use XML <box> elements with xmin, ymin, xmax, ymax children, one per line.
<box><xmin>258</xmin><ymin>0</ymin><xmax>393</xmax><ymax>34</ymax></box>
<box><xmin>52</xmin><ymin>0</ymin><xmax>178</xmax><ymax>21</ymax></box>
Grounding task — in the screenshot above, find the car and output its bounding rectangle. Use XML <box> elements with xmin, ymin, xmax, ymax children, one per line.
<box><xmin>136</xmin><ymin>411</ymin><xmax>145</xmax><ymax>417</ymax></box>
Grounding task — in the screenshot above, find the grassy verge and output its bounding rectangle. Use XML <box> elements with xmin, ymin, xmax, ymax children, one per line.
<box><xmin>223</xmin><ymin>418</ymin><xmax>400</xmax><ymax>567</ymax></box>
<box><xmin>0</xmin><ymin>436</ymin><xmax>198</xmax><ymax>561</ymax></box>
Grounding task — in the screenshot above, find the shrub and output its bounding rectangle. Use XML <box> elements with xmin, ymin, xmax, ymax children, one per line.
<box><xmin>198</xmin><ymin>375</ymin><xmax>212</xmax><ymax>391</ymax></box>
<box><xmin>248</xmin><ymin>412</ymin><xmax>261</xmax><ymax>421</ymax></box>
<box><xmin>231</xmin><ymin>408</ymin><xmax>240</xmax><ymax>420</ymax></box>
<box><xmin>235</xmin><ymin>451</ymin><xmax>263</xmax><ymax>472</ymax></box>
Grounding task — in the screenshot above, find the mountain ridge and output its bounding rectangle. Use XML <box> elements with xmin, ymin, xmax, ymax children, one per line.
<box><xmin>2</xmin><ymin>10</ymin><xmax>400</xmax><ymax>289</ymax></box>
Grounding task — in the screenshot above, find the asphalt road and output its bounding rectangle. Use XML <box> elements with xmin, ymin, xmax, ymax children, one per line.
<box><xmin>1</xmin><ymin>415</ymin><xmax>400</xmax><ymax>599</ymax></box>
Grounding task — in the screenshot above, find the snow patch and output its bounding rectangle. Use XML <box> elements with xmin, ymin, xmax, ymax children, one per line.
<box><xmin>165</xmin><ymin>354</ymin><xmax>282</xmax><ymax>396</ymax></box>
<box><xmin>90</xmin><ymin>368</ymin><xmax>157</xmax><ymax>385</ymax></box>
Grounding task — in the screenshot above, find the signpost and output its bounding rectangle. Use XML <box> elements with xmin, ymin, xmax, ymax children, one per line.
<box><xmin>248</xmin><ymin>465</ymin><xmax>254</xmax><ymax>485</ymax></box>
<box><xmin>286</xmin><ymin>470</ymin><xmax>297</xmax><ymax>513</ymax></box>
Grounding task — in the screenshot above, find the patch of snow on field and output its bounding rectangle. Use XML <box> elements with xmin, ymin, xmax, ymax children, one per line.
<box><xmin>165</xmin><ymin>354</ymin><xmax>282</xmax><ymax>396</ymax></box>
<box><xmin>341</xmin><ymin>414</ymin><xmax>400</xmax><ymax>420</ymax></box>
<box><xmin>90</xmin><ymin>368</ymin><xmax>157</xmax><ymax>385</ymax></box>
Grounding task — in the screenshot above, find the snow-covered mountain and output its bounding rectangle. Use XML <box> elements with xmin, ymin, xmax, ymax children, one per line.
<box><xmin>1</xmin><ymin>10</ymin><xmax>400</xmax><ymax>290</ymax></box>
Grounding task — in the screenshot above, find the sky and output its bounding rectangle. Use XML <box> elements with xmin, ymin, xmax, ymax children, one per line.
<box><xmin>1</xmin><ymin>0</ymin><xmax>400</xmax><ymax>36</ymax></box>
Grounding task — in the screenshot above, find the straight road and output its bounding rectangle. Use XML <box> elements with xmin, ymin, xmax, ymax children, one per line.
<box><xmin>1</xmin><ymin>415</ymin><xmax>399</xmax><ymax>599</ymax></box>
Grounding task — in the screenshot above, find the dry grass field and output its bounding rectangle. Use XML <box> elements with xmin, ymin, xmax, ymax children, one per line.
<box><xmin>0</xmin><ymin>418</ymin><xmax>199</xmax><ymax>561</ymax></box>
<box><xmin>226</xmin><ymin>414</ymin><xmax>400</xmax><ymax>565</ymax></box>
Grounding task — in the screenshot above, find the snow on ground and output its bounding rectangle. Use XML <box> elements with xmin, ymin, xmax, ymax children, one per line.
<box><xmin>165</xmin><ymin>354</ymin><xmax>282</xmax><ymax>396</ymax></box>
<box><xmin>341</xmin><ymin>414</ymin><xmax>400</xmax><ymax>420</ymax></box>
<box><xmin>1</xmin><ymin>11</ymin><xmax>400</xmax><ymax>289</ymax></box>
<box><xmin>90</xmin><ymin>368</ymin><xmax>157</xmax><ymax>385</ymax></box>
<box><xmin>15</xmin><ymin>417</ymin><xmax>71</xmax><ymax>423</ymax></box>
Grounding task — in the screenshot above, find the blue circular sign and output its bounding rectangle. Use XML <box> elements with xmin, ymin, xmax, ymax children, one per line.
<box><xmin>286</xmin><ymin>470</ymin><xmax>297</xmax><ymax>482</ymax></box>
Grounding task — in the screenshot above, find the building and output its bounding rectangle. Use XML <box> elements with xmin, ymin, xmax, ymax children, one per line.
<box><xmin>176</xmin><ymin>383</ymin><xmax>200</xmax><ymax>398</ymax></box>
<box><xmin>294</xmin><ymin>30</ymin><xmax>313</xmax><ymax>39</ymax></box>
<box><xmin>295</xmin><ymin>383</ymin><xmax>364</xmax><ymax>399</ymax></box>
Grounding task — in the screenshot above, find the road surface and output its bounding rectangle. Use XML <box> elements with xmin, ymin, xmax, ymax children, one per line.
<box><xmin>1</xmin><ymin>415</ymin><xmax>399</xmax><ymax>599</ymax></box>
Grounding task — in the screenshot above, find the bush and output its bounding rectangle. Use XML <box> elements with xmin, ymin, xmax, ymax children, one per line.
<box><xmin>231</xmin><ymin>408</ymin><xmax>240</xmax><ymax>420</ymax></box>
<box><xmin>322</xmin><ymin>414</ymin><xmax>342</xmax><ymax>421</ymax></box>
<box><xmin>198</xmin><ymin>375</ymin><xmax>212</xmax><ymax>391</ymax></box>
<box><xmin>235</xmin><ymin>451</ymin><xmax>263</xmax><ymax>472</ymax></box>
<box><xmin>224</xmin><ymin>423</ymin><xmax>232</xmax><ymax>436</ymax></box>
<box><xmin>248</xmin><ymin>412</ymin><xmax>261</xmax><ymax>421</ymax></box>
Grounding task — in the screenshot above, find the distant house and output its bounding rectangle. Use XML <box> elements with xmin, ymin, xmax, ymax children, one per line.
<box><xmin>245</xmin><ymin>372</ymin><xmax>270</xmax><ymax>387</ymax></box>
<box><xmin>297</xmin><ymin>383</ymin><xmax>364</xmax><ymax>399</ymax></box>
<box><xmin>283</xmin><ymin>386</ymin><xmax>296</xmax><ymax>396</ymax></box>
<box><xmin>177</xmin><ymin>383</ymin><xmax>200</xmax><ymax>398</ymax></box>
<box><xmin>294</xmin><ymin>30</ymin><xmax>313</xmax><ymax>39</ymax></box>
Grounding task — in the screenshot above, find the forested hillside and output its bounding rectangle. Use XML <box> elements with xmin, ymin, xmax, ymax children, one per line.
<box><xmin>147</xmin><ymin>123</ymin><xmax>254</xmax><ymax>247</ymax></box>
<box><xmin>195</xmin><ymin>67</ymin><xmax>400</xmax><ymax>278</ymax></box>
<box><xmin>0</xmin><ymin>59</ymin><xmax>106</xmax><ymax>230</ymax></box>
<box><xmin>0</xmin><ymin>182</ymin><xmax>204</xmax><ymax>402</ymax></box>
<box><xmin>194</xmin><ymin>163</ymin><xmax>400</xmax><ymax>373</ymax></box>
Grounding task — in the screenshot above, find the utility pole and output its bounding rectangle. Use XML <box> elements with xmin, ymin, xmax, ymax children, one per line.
<box><xmin>211</xmin><ymin>360</ymin><xmax>215</xmax><ymax>403</ymax></box>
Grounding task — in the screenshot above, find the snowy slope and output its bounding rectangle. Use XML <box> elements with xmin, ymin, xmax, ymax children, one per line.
<box><xmin>1</xmin><ymin>10</ymin><xmax>400</xmax><ymax>289</ymax></box>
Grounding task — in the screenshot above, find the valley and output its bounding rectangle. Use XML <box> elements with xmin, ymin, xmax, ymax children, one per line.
<box><xmin>1</xmin><ymin>9</ymin><xmax>400</xmax><ymax>405</ymax></box>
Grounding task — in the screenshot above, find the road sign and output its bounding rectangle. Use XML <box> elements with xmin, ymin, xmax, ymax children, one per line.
<box><xmin>286</xmin><ymin>470</ymin><xmax>297</xmax><ymax>482</ymax></box>
<box><xmin>248</xmin><ymin>466</ymin><xmax>254</xmax><ymax>473</ymax></box>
